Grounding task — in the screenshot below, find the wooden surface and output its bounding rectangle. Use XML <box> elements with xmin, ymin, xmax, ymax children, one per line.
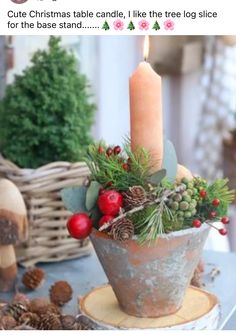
<box><xmin>0</xmin><ymin>250</ymin><xmax>235</xmax><ymax>329</ymax></box>
<box><xmin>79</xmin><ymin>284</ymin><xmax>220</xmax><ymax>330</ymax></box>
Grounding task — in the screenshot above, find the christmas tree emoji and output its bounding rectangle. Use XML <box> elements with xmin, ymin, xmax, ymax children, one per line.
<box><xmin>127</xmin><ymin>21</ymin><xmax>135</xmax><ymax>31</ymax></box>
<box><xmin>152</xmin><ymin>21</ymin><xmax>160</xmax><ymax>31</ymax></box>
<box><xmin>102</xmin><ymin>20</ymin><xmax>110</xmax><ymax>31</ymax></box>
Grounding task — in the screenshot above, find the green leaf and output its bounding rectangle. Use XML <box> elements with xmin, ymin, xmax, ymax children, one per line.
<box><xmin>162</xmin><ymin>139</ymin><xmax>177</xmax><ymax>182</ymax></box>
<box><xmin>61</xmin><ymin>186</ymin><xmax>87</xmax><ymax>213</ymax></box>
<box><xmin>149</xmin><ymin>169</ymin><xmax>166</xmax><ymax>185</ymax></box>
<box><xmin>86</xmin><ymin>181</ymin><xmax>101</xmax><ymax>211</ymax></box>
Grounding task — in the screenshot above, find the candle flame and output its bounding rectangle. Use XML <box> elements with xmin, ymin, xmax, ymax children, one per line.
<box><xmin>143</xmin><ymin>35</ymin><xmax>149</xmax><ymax>61</ymax></box>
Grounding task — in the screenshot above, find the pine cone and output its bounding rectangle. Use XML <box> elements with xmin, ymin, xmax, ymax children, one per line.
<box><xmin>29</xmin><ymin>298</ymin><xmax>60</xmax><ymax>315</ymax></box>
<box><xmin>7</xmin><ymin>302</ymin><xmax>28</xmax><ymax>321</ymax></box>
<box><xmin>111</xmin><ymin>218</ymin><xmax>134</xmax><ymax>241</ymax></box>
<box><xmin>123</xmin><ymin>186</ymin><xmax>147</xmax><ymax>208</ymax></box>
<box><xmin>39</xmin><ymin>313</ymin><xmax>62</xmax><ymax>330</ymax></box>
<box><xmin>13</xmin><ymin>293</ymin><xmax>30</xmax><ymax>307</ymax></box>
<box><xmin>19</xmin><ymin>312</ymin><xmax>40</xmax><ymax>329</ymax></box>
<box><xmin>0</xmin><ymin>315</ymin><xmax>17</xmax><ymax>330</ymax></box>
<box><xmin>61</xmin><ymin>315</ymin><xmax>76</xmax><ymax>330</ymax></box>
<box><xmin>49</xmin><ymin>281</ymin><xmax>73</xmax><ymax>306</ymax></box>
<box><xmin>77</xmin><ymin>322</ymin><xmax>92</xmax><ymax>330</ymax></box>
<box><xmin>22</xmin><ymin>268</ymin><xmax>45</xmax><ymax>290</ymax></box>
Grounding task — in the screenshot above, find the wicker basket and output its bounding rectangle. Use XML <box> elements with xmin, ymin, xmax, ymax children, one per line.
<box><xmin>0</xmin><ymin>158</ymin><xmax>92</xmax><ymax>267</ymax></box>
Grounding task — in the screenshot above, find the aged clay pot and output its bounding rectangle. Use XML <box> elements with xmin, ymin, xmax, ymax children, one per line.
<box><xmin>90</xmin><ymin>224</ymin><xmax>210</xmax><ymax>318</ymax></box>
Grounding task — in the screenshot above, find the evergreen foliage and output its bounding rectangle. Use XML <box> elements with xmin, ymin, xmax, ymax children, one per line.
<box><xmin>0</xmin><ymin>36</ymin><xmax>95</xmax><ymax>168</ymax></box>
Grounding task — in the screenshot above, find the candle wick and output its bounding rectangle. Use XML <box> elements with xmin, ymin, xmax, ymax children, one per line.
<box><xmin>144</xmin><ymin>56</ymin><xmax>147</xmax><ymax>62</ymax></box>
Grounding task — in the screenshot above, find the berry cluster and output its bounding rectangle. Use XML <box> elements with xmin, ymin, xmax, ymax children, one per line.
<box><xmin>67</xmin><ymin>190</ymin><xmax>124</xmax><ymax>239</ymax></box>
<box><xmin>98</xmin><ymin>145</ymin><xmax>130</xmax><ymax>171</ymax></box>
<box><xmin>167</xmin><ymin>179</ymin><xmax>198</xmax><ymax>221</ymax></box>
<box><xmin>191</xmin><ymin>186</ymin><xmax>229</xmax><ymax>235</ymax></box>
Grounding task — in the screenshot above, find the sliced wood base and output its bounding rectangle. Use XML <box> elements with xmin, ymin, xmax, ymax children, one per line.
<box><xmin>78</xmin><ymin>284</ymin><xmax>220</xmax><ymax>330</ymax></box>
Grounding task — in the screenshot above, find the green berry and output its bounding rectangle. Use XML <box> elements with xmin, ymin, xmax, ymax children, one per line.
<box><xmin>191</xmin><ymin>209</ymin><xmax>197</xmax><ymax>216</ymax></box>
<box><xmin>179</xmin><ymin>201</ymin><xmax>189</xmax><ymax>211</ymax></box>
<box><xmin>181</xmin><ymin>178</ymin><xmax>189</xmax><ymax>185</ymax></box>
<box><xmin>193</xmin><ymin>188</ymin><xmax>198</xmax><ymax>195</ymax></box>
<box><xmin>171</xmin><ymin>202</ymin><xmax>179</xmax><ymax>211</ymax></box>
<box><xmin>173</xmin><ymin>194</ymin><xmax>182</xmax><ymax>202</ymax></box>
<box><xmin>187</xmin><ymin>182</ymin><xmax>194</xmax><ymax>189</ymax></box>
<box><xmin>187</xmin><ymin>189</ymin><xmax>193</xmax><ymax>196</ymax></box>
<box><xmin>178</xmin><ymin>211</ymin><xmax>184</xmax><ymax>217</ymax></box>
<box><xmin>182</xmin><ymin>195</ymin><xmax>191</xmax><ymax>203</ymax></box>
<box><xmin>184</xmin><ymin>211</ymin><xmax>192</xmax><ymax>218</ymax></box>
<box><xmin>189</xmin><ymin>203</ymin><xmax>195</xmax><ymax>211</ymax></box>
<box><xmin>191</xmin><ymin>199</ymin><xmax>197</xmax><ymax>206</ymax></box>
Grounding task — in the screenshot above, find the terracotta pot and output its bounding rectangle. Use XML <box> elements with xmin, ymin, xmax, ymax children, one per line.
<box><xmin>90</xmin><ymin>224</ymin><xmax>210</xmax><ymax>318</ymax></box>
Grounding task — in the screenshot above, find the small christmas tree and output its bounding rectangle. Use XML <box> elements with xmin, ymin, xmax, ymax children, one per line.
<box><xmin>102</xmin><ymin>21</ymin><xmax>110</xmax><ymax>31</ymax></box>
<box><xmin>0</xmin><ymin>36</ymin><xmax>95</xmax><ymax>168</ymax></box>
<box><xmin>127</xmin><ymin>21</ymin><xmax>135</xmax><ymax>31</ymax></box>
<box><xmin>152</xmin><ymin>21</ymin><xmax>160</xmax><ymax>31</ymax></box>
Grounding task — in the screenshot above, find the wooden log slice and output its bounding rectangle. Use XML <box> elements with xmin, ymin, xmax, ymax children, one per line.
<box><xmin>78</xmin><ymin>284</ymin><xmax>220</xmax><ymax>330</ymax></box>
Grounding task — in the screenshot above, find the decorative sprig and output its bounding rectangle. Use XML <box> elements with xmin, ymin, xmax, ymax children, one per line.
<box><xmin>85</xmin><ymin>142</ymin><xmax>153</xmax><ymax>191</ymax></box>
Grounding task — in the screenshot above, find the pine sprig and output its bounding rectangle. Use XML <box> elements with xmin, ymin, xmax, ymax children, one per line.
<box><xmin>85</xmin><ymin>142</ymin><xmax>152</xmax><ymax>191</ymax></box>
<box><xmin>207</xmin><ymin>178</ymin><xmax>235</xmax><ymax>204</ymax></box>
<box><xmin>135</xmin><ymin>199</ymin><xmax>173</xmax><ymax>244</ymax></box>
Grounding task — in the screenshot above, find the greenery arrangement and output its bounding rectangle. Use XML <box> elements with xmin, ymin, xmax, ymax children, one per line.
<box><xmin>0</xmin><ymin>36</ymin><xmax>95</xmax><ymax>168</ymax></box>
<box><xmin>62</xmin><ymin>141</ymin><xmax>235</xmax><ymax>244</ymax></box>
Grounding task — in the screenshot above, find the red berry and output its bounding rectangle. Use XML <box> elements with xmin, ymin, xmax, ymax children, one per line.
<box><xmin>212</xmin><ymin>199</ymin><xmax>220</xmax><ymax>207</ymax></box>
<box><xmin>99</xmin><ymin>188</ymin><xmax>105</xmax><ymax>195</ymax></box>
<box><xmin>199</xmin><ymin>190</ymin><xmax>207</xmax><ymax>198</ymax></box>
<box><xmin>122</xmin><ymin>163</ymin><xmax>129</xmax><ymax>171</ymax></box>
<box><xmin>192</xmin><ymin>219</ymin><xmax>202</xmax><ymax>228</ymax></box>
<box><xmin>106</xmin><ymin>147</ymin><xmax>113</xmax><ymax>156</ymax></box>
<box><xmin>106</xmin><ymin>181</ymin><xmax>113</xmax><ymax>188</ymax></box>
<box><xmin>67</xmin><ymin>213</ymin><xmax>92</xmax><ymax>240</ymax></box>
<box><xmin>113</xmin><ymin>145</ymin><xmax>121</xmax><ymax>155</ymax></box>
<box><xmin>221</xmin><ymin>216</ymin><xmax>230</xmax><ymax>224</ymax></box>
<box><xmin>219</xmin><ymin>228</ymin><xmax>227</xmax><ymax>236</ymax></box>
<box><xmin>98</xmin><ymin>190</ymin><xmax>123</xmax><ymax>216</ymax></box>
<box><xmin>98</xmin><ymin>146</ymin><xmax>105</xmax><ymax>154</ymax></box>
<box><xmin>98</xmin><ymin>215</ymin><xmax>114</xmax><ymax>228</ymax></box>
<box><xmin>208</xmin><ymin>211</ymin><xmax>217</xmax><ymax>219</ymax></box>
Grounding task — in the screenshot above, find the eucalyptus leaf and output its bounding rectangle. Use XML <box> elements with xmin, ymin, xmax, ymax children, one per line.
<box><xmin>149</xmin><ymin>169</ymin><xmax>166</xmax><ymax>185</ymax></box>
<box><xmin>86</xmin><ymin>181</ymin><xmax>101</xmax><ymax>211</ymax></box>
<box><xmin>162</xmin><ymin>139</ymin><xmax>177</xmax><ymax>182</ymax></box>
<box><xmin>61</xmin><ymin>186</ymin><xmax>87</xmax><ymax>213</ymax></box>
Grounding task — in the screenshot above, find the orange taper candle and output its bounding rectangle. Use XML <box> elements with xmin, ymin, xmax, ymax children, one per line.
<box><xmin>129</xmin><ymin>36</ymin><xmax>163</xmax><ymax>172</ymax></box>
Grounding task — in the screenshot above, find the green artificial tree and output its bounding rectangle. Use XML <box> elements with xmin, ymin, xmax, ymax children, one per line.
<box><xmin>152</xmin><ymin>21</ymin><xmax>160</xmax><ymax>31</ymax></box>
<box><xmin>127</xmin><ymin>21</ymin><xmax>135</xmax><ymax>31</ymax></box>
<box><xmin>102</xmin><ymin>21</ymin><xmax>110</xmax><ymax>31</ymax></box>
<box><xmin>0</xmin><ymin>36</ymin><xmax>95</xmax><ymax>168</ymax></box>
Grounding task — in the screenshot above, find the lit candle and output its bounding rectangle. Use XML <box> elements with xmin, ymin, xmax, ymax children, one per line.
<box><xmin>129</xmin><ymin>36</ymin><xmax>163</xmax><ymax>172</ymax></box>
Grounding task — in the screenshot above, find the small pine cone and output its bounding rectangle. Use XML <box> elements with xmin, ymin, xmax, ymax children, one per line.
<box><xmin>19</xmin><ymin>312</ymin><xmax>40</xmax><ymax>329</ymax></box>
<box><xmin>49</xmin><ymin>281</ymin><xmax>73</xmax><ymax>306</ymax></box>
<box><xmin>13</xmin><ymin>293</ymin><xmax>30</xmax><ymax>307</ymax></box>
<box><xmin>123</xmin><ymin>186</ymin><xmax>147</xmax><ymax>208</ymax></box>
<box><xmin>0</xmin><ymin>315</ymin><xmax>17</xmax><ymax>330</ymax></box>
<box><xmin>77</xmin><ymin>321</ymin><xmax>92</xmax><ymax>330</ymax></box>
<box><xmin>111</xmin><ymin>218</ymin><xmax>134</xmax><ymax>241</ymax></box>
<box><xmin>61</xmin><ymin>315</ymin><xmax>76</xmax><ymax>330</ymax></box>
<box><xmin>39</xmin><ymin>313</ymin><xmax>62</xmax><ymax>330</ymax></box>
<box><xmin>22</xmin><ymin>268</ymin><xmax>45</xmax><ymax>290</ymax></box>
<box><xmin>7</xmin><ymin>302</ymin><xmax>28</xmax><ymax>321</ymax></box>
<box><xmin>29</xmin><ymin>298</ymin><xmax>50</xmax><ymax>315</ymax></box>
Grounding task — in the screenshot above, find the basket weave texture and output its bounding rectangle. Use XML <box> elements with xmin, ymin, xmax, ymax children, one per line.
<box><xmin>0</xmin><ymin>158</ymin><xmax>92</xmax><ymax>267</ymax></box>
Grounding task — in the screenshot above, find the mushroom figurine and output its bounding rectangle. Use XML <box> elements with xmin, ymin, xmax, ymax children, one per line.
<box><xmin>0</xmin><ymin>179</ymin><xmax>28</xmax><ymax>292</ymax></box>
